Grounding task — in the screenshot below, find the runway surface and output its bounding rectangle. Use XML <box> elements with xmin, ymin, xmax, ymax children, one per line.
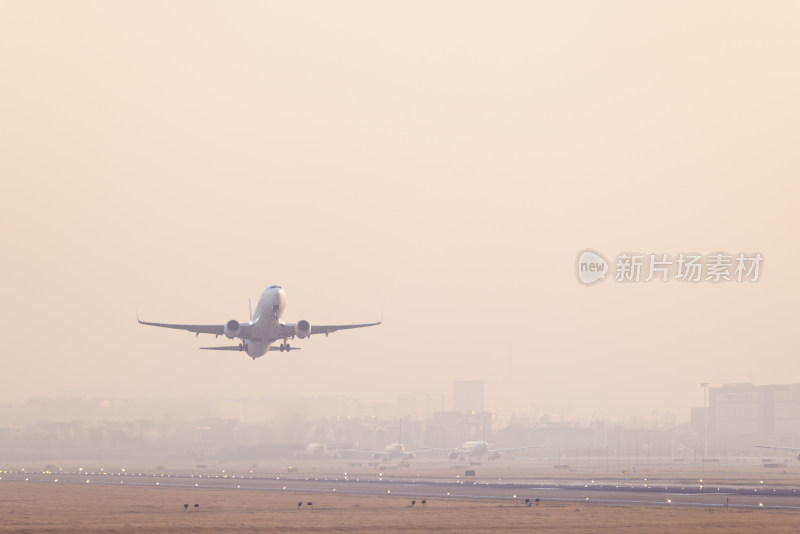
<box><xmin>3</xmin><ymin>465</ymin><xmax>799</xmax><ymax>511</ymax></box>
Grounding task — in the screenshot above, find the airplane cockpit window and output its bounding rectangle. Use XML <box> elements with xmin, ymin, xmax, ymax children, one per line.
<box><xmin>268</xmin><ymin>284</ymin><xmax>283</xmax><ymax>290</ymax></box>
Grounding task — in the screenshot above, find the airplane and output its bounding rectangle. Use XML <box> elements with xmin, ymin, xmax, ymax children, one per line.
<box><xmin>439</xmin><ymin>440</ymin><xmax>534</xmax><ymax>461</ymax></box>
<box><xmin>428</xmin><ymin>424</ymin><xmax>536</xmax><ymax>461</ymax></box>
<box><xmin>294</xmin><ymin>443</ymin><xmax>340</xmax><ymax>460</ymax></box>
<box><xmin>755</xmin><ymin>444</ymin><xmax>800</xmax><ymax>461</ymax></box>
<box><xmin>338</xmin><ymin>422</ymin><xmax>424</xmax><ymax>462</ymax></box>
<box><xmin>138</xmin><ymin>285</ymin><xmax>381</xmax><ymax>359</ymax></box>
<box><xmin>341</xmin><ymin>442</ymin><xmax>419</xmax><ymax>462</ymax></box>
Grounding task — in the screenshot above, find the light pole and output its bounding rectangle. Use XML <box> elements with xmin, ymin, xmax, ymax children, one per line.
<box><xmin>700</xmin><ymin>383</ymin><xmax>710</xmax><ymax>457</ymax></box>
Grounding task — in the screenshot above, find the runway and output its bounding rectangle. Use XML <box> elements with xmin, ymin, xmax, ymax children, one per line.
<box><xmin>3</xmin><ymin>466</ymin><xmax>800</xmax><ymax>511</ymax></box>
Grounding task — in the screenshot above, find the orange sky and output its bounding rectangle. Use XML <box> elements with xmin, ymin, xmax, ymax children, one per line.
<box><xmin>1</xmin><ymin>1</ymin><xmax>798</xmax><ymax>421</ymax></box>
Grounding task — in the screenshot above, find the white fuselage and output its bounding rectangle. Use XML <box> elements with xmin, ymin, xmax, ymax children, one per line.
<box><xmin>372</xmin><ymin>442</ymin><xmax>416</xmax><ymax>461</ymax></box>
<box><xmin>383</xmin><ymin>443</ymin><xmax>406</xmax><ymax>458</ymax></box>
<box><xmin>460</xmin><ymin>440</ymin><xmax>489</xmax><ymax>457</ymax></box>
<box><xmin>300</xmin><ymin>443</ymin><xmax>329</xmax><ymax>458</ymax></box>
<box><xmin>245</xmin><ymin>285</ymin><xmax>287</xmax><ymax>358</ymax></box>
<box><xmin>139</xmin><ymin>283</ymin><xmax>379</xmax><ymax>360</ymax></box>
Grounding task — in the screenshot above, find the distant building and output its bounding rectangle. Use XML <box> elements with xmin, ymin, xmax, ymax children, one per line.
<box><xmin>689</xmin><ymin>406</ymin><xmax>706</xmax><ymax>436</ymax></box>
<box><xmin>706</xmin><ymin>383</ymin><xmax>800</xmax><ymax>453</ymax></box>
<box><xmin>453</xmin><ymin>381</ymin><xmax>484</xmax><ymax>414</ymax></box>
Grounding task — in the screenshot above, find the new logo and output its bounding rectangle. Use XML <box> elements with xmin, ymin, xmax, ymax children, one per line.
<box><xmin>576</xmin><ymin>249</ymin><xmax>609</xmax><ymax>285</ymax></box>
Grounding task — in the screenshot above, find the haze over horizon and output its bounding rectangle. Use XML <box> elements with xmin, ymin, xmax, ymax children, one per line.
<box><xmin>1</xmin><ymin>2</ymin><xmax>798</xmax><ymax>422</ymax></box>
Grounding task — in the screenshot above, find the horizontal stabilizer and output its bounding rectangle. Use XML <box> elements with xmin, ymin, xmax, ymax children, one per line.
<box><xmin>200</xmin><ymin>345</ymin><xmax>302</xmax><ymax>352</ymax></box>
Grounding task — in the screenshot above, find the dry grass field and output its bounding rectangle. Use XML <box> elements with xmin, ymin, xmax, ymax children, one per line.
<box><xmin>1</xmin><ymin>482</ymin><xmax>800</xmax><ymax>533</ymax></box>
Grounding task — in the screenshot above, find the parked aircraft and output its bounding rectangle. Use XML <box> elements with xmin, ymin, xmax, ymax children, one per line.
<box><xmin>755</xmin><ymin>444</ymin><xmax>800</xmax><ymax>461</ymax></box>
<box><xmin>338</xmin><ymin>422</ymin><xmax>424</xmax><ymax>462</ymax></box>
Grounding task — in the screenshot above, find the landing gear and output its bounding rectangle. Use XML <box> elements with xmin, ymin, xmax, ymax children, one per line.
<box><xmin>279</xmin><ymin>342</ymin><xmax>292</xmax><ymax>352</ymax></box>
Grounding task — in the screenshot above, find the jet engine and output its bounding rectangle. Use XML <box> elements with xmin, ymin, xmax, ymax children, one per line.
<box><xmin>224</xmin><ymin>319</ymin><xmax>241</xmax><ymax>339</ymax></box>
<box><xmin>295</xmin><ymin>319</ymin><xmax>311</xmax><ymax>339</ymax></box>
<box><xmin>489</xmin><ymin>451</ymin><xmax>502</xmax><ymax>460</ymax></box>
<box><xmin>796</xmin><ymin>452</ymin><xmax>800</xmax><ymax>462</ymax></box>
<box><xmin>448</xmin><ymin>451</ymin><xmax>459</xmax><ymax>460</ymax></box>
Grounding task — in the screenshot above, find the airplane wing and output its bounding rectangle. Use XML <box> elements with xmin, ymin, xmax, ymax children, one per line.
<box><xmin>335</xmin><ymin>447</ymin><xmax>426</xmax><ymax>460</ymax></box>
<box><xmin>278</xmin><ymin>320</ymin><xmax>382</xmax><ymax>338</ymax></box>
<box><xmin>200</xmin><ymin>345</ymin><xmax>299</xmax><ymax>352</ymax></box>
<box><xmin>310</xmin><ymin>321</ymin><xmax>382</xmax><ymax>337</ymax></box>
<box><xmin>755</xmin><ymin>444</ymin><xmax>800</xmax><ymax>452</ymax></box>
<box><xmin>138</xmin><ymin>318</ymin><xmax>252</xmax><ymax>339</ymax></box>
<box><xmin>336</xmin><ymin>448</ymin><xmax>382</xmax><ymax>455</ymax></box>
<box><xmin>488</xmin><ymin>446</ymin><xmax>538</xmax><ymax>454</ymax></box>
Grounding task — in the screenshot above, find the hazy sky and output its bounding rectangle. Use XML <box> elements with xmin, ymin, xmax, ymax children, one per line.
<box><xmin>1</xmin><ymin>1</ymin><xmax>798</xmax><ymax>421</ymax></box>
